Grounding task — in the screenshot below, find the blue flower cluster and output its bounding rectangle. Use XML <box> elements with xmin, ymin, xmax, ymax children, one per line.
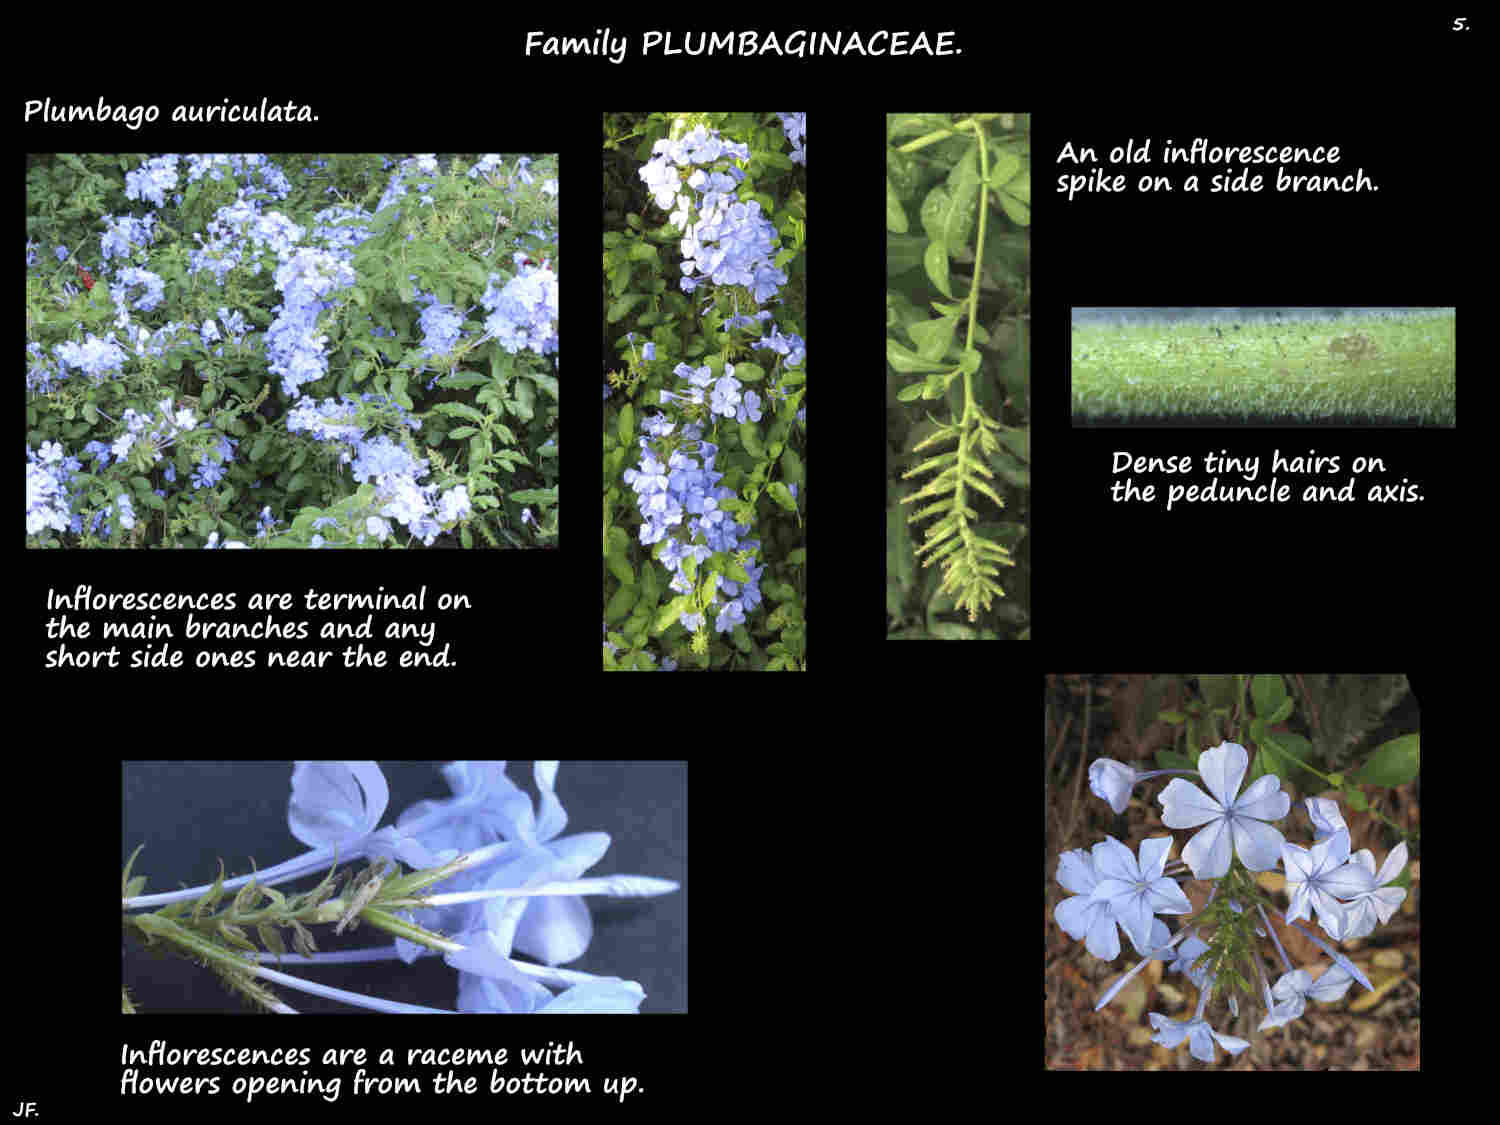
<box><xmin>26</xmin><ymin>395</ymin><xmax>202</xmax><ymax>540</ymax></box>
<box><xmin>622</xmin><ymin>392</ymin><xmax>765</xmax><ymax>634</ymax></box>
<box><xmin>284</xmin><ymin>393</ymin><xmax>471</xmax><ymax>547</ymax></box>
<box><xmin>614</xmin><ymin>120</ymin><xmax>806</xmax><ymax>637</ymax></box>
<box><xmin>26</xmin><ymin>442</ymin><xmax>77</xmax><ymax>536</ymax></box>
<box><xmin>639</xmin><ymin>125</ymin><xmax>787</xmax><ymax>300</ymax></box>
<box><xmin>481</xmin><ymin>251</ymin><xmax>559</xmax><ymax>357</ymax></box>
<box><xmin>777</xmin><ymin>112</ymin><xmax>807</xmax><ymax>166</ymax></box>
<box><xmin>265</xmin><ymin>247</ymin><xmax>358</xmax><ymax>397</ymax></box>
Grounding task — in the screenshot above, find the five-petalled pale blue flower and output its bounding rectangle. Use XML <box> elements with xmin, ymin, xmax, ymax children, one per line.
<box><xmin>1339</xmin><ymin>841</ymin><xmax>1409</xmax><ymax>940</ymax></box>
<box><xmin>1158</xmin><ymin>741</ymin><xmax>1290</xmax><ymax>880</ymax></box>
<box><xmin>1089</xmin><ymin>835</ymin><xmax>1192</xmax><ymax>955</ymax></box>
<box><xmin>1147</xmin><ymin>1013</ymin><xmax>1251</xmax><ymax>1063</ymax></box>
<box><xmin>1056</xmin><ymin>846</ymin><xmax>1184</xmax><ymax>966</ymax></box>
<box><xmin>1280</xmin><ymin>829</ymin><xmax>1377</xmax><ymax>941</ymax></box>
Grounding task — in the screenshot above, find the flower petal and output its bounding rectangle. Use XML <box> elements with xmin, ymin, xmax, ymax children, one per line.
<box><xmin>1149</xmin><ymin>1013</ymin><xmax>1188</xmax><ymax>1048</ymax></box>
<box><xmin>1230</xmin><ymin>816</ymin><xmax>1286</xmax><ymax>871</ymax></box>
<box><xmin>1234</xmin><ymin>774</ymin><xmax>1290</xmax><ymax>823</ymax></box>
<box><xmin>1136</xmin><ymin>836</ymin><xmax>1174</xmax><ymax>880</ymax></box>
<box><xmin>1084</xmin><ymin>904</ymin><xmax>1122</xmax><ymax>961</ymax></box>
<box><xmin>1213</xmin><ymin>1030</ymin><xmax>1251</xmax><ymax>1056</ymax></box>
<box><xmin>1375</xmin><ymin>841</ymin><xmax>1409</xmax><ymax>885</ymax></box>
<box><xmin>1183</xmin><ymin>819</ymin><xmax>1233</xmax><ymax>879</ymax></box>
<box><xmin>1159</xmin><ymin>778</ymin><xmax>1223</xmax><ymax>829</ymax></box>
<box><xmin>1056</xmin><ymin>849</ymin><xmax>1096</xmax><ymax>895</ymax></box>
<box><xmin>1145</xmin><ymin>877</ymin><xmax>1192</xmax><ymax>915</ymax></box>
<box><xmin>288</xmin><ymin>760</ymin><xmax>390</xmax><ymax>849</ymax></box>
<box><xmin>1055</xmin><ymin>894</ymin><xmax>1093</xmax><ymax>941</ymax></box>
<box><xmin>1111</xmin><ymin>891</ymin><xmax>1155</xmax><ymax>954</ymax></box>
<box><xmin>1091</xmin><ymin>835</ymin><xmax>1139</xmax><ymax>882</ymax></box>
<box><xmin>1197</xmin><ymin>742</ymin><xmax>1249</xmax><ymax>807</ymax></box>
<box><xmin>1319</xmin><ymin>861</ymin><xmax>1376</xmax><ymax>900</ymax></box>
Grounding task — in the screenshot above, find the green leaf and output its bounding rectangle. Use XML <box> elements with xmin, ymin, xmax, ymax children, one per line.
<box><xmin>1196</xmin><ymin>675</ymin><xmax>1237</xmax><ymax>711</ymax></box>
<box><xmin>606</xmin><ymin>552</ymin><xmax>635</xmax><ymax>586</ymax></box>
<box><xmin>1155</xmin><ymin>748</ymin><xmax>1196</xmax><ymax>770</ymax></box>
<box><xmin>1349</xmin><ymin>733</ymin><xmax>1420</xmax><ymax>788</ymax></box>
<box><xmin>920</xmin><ymin>181</ymin><xmax>977</xmax><ymax>260</ymax></box>
<box><xmin>923</xmin><ymin>240</ymin><xmax>952</xmax><ymax>298</ymax></box>
<box><xmin>607</xmin><ymin>294</ymin><xmax>646</xmax><ymax>322</ymax></box>
<box><xmin>919</xmin><ymin>186</ymin><xmax>950</xmax><ymax>243</ymax></box>
<box><xmin>887</xmin><ymin>339</ymin><xmax>948</xmax><ymax>374</ymax></box>
<box><xmin>986</xmin><ymin>148</ymin><xmax>1022</xmax><ymax>189</ymax></box>
<box><xmin>617</xmin><ymin>403</ymin><xmax>635</xmax><ymax>446</ymax></box>
<box><xmin>739</xmin><ymin>421</ymin><xmax>764</xmax><ymax>458</ymax></box>
<box><xmin>909</xmin><ymin>314</ymin><xmax>957</xmax><ymax>362</ymax></box>
<box><xmin>390</xmin><ymin>371</ymin><xmax>413</xmax><ymax>410</ymax></box>
<box><xmin>605</xmin><ymin>582</ymin><xmax>636</xmax><ymax>622</ymax></box>
<box><xmin>886</xmin><ymin>177</ymin><xmax>908</xmax><ymax>233</ymax></box>
<box><xmin>998</xmin><ymin>191</ymin><xmax>1030</xmax><ymax>227</ymax></box>
<box><xmin>1251</xmin><ymin>674</ymin><xmax>1287</xmax><ymax>719</ymax></box>
<box><xmin>887</xmin><ymin>234</ymin><xmax>926</xmax><ymax>276</ymax></box>
<box><xmin>435</xmin><ymin>401</ymin><xmax>485</xmax><ymax>423</ymax></box>
<box><xmin>1249</xmin><ymin>732</ymin><xmax>1288</xmax><ymax>788</ymax></box>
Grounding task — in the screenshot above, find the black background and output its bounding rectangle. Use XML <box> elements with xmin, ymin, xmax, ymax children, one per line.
<box><xmin>1031</xmin><ymin>109</ymin><xmax>1463</xmax><ymax>637</ymax></box>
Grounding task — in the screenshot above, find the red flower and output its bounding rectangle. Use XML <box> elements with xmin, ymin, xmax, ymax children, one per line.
<box><xmin>76</xmin><ymin>265</ymin><xmax>94</xmax><ymax>291</ymax></box>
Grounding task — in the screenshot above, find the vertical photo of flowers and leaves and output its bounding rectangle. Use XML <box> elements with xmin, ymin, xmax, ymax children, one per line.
<box><xmin>604</xmin><ymin>113</ymin><xmax>806</xmax><ymax>670</ymax></box>
<box><xmin>887</xmin><ymin>114</ymin><xmax>1030</xmax><ymax>640</ymax></box>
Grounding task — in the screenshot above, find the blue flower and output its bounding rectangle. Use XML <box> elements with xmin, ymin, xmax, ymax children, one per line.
<box><xmin>1054</xmin><ymin>836</ymin><xmax>1190</xmax><ymax>961</ymax></box>
<box><xmin>1158</xmin><ymin>741</ymin><xmax>1289</xmax><ymax>879</ymax></box>
<box><xmin>1087</xmin><ymin>835</ymin><xmax>1193</xmax><ymax>954</ymax></box>
<box><xmin>1280</xmin><ymin>828</ymin><xmax>1376</xmax><ymax>940</ymax></box>
<box><xmin>1147</xmin><ymin>1013</ymin><xmax>1251</xmax><ymax>1063</ymax></box>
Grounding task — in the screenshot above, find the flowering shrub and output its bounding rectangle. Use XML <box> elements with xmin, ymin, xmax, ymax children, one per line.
<box><xmin>122</xmin><ymin>761</ymin><xmax>684</xmax><ymax>1013</ymax></box>
<box><xmin>27</xmin><ymin>153</ymin><xmax>558</xmax><ymax>548</ymax></box>
<box><xmin>1051</xmin><ymin>674</ymin><xmax>1418</xmax><ymax>1065</ymax></box>
<box><xmin>603</xmin><ymin>113</ymin><xmax>806</xmax><ymax>670</ymax></box>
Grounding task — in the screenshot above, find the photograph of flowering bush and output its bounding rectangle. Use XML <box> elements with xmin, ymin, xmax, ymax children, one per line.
<box><xmin>1046</xmin><ymin>675</ymin><xmax>1419</xmax><ymax>1069</ymax></box>
<box><xmin>28</xmin><ymin>154</ymin><xmax>558</xmax><ymax>549</ymax></box>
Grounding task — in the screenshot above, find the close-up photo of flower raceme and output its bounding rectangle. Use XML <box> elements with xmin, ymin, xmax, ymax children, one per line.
<box><xmin>122</xmin><ymin>761</ymin><xmax>687</xmax><ymax>1013</ymax></box>
<box><xmin>886</xmin><ymin>114</ymin><xmax>1031</xmax><ymax>640</ymax></box>
<box><xmin>603</xmin><ymin>112</ymin><xmax>806</xmax><ymax>671</ymax></box>
<box><xmin>28</xmin><ymin>154</ymin><xmax>558</xmax><ymax>549</ymax></box>
<box><xmin>1045</xmin><ymin>675</ymin><xmax>1418</xmax><ymax>1068</ymax></box>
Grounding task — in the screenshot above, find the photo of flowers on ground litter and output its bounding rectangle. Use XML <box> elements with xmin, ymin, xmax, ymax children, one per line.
<box><xmin>1047</xmin><ymin>675</ymin><xmax>1419</xmax><ymax>1070</ymax></box>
